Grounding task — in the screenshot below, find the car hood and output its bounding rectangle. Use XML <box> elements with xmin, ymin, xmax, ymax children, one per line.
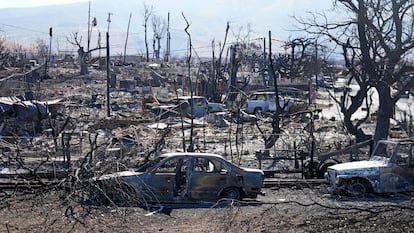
<box><xmin>329</xmin><ymin>160</ymin><xmax>386</xmax><ymax>172</ymax></box>
<box><xmin>241</xmin><ymin>167</ymin><xmax>264</xmax><ymax>174</ymax></box>
<box><xmin>98</xmin><ymin>170</ymin><xmax>143</xmax><ymax>180</ymax></box>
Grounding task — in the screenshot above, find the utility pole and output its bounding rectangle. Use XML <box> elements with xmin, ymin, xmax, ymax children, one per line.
<box><xmin>262</xmin><ymin>37</ymin><xmax>266</xmax><ymax>86</ymax></box>
<box><xmin>45</xmin><ymin>27</ymin><xmax>53</xmax><ymax>77</ymax></box>
<box><xmin>87</xmin><ymin>0</ymin><xmax>91</xmax><ymax>54</ymax></box>
<box><xmin>48</xmin><ymin>27</ymin><xmax>52</xmax><ymax>64</ymax></box>
<box><xmin>123</xmin><ymin>13</ymin><xmax>132</xmax><ymax>65</ymax></box>
<box><xmin>165</xmin><ymin>12</ymin><xmax>171</xmax><ymax>62</ymax></box>
<box><xmin>106</xmin><ymin>12</ymin><xmax>112</xmax><ymax>118</ymax></box>
<box><xmin>314</xmin><ymin>39</ymin><xmax>319</xmax><ymax>91</ymax></box>
<box><xmin>98</xmin><ymin>31</ymin><xmax>101</xmax><ymax>61</ymax></box>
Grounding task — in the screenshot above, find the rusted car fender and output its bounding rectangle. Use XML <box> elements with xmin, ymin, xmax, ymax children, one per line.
<box><xmin>335</xmin><ymin>175</ymin><xmax>379</xmax><ymax>194</ymax></box>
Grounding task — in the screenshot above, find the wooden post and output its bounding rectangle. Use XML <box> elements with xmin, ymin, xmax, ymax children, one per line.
<box><xmin>294</xmin><ymin>141</ymin><xmax>299</xmax><ymax>169</ymax></box>
<box><xmin>106</xmin><ymin>31</ymin><xmax>111</xmax><ymax>117</ymax></box>
<box><xmin>165</xmin><ymin>12</ymin><xmax>171</xmax><ymax>62</ymax></box>
<box><xmin>123</xmin><ymin>13</ymin><xmax>132</xmax><ymax>65</ymax></box>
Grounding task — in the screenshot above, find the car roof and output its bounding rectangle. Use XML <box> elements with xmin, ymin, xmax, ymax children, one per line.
<box><xmin>160</xmin><ymin>152</ymin><xmax>225</xmax><ymax>159</ymax></box>
<box><xmin>252</xmin><ymin>92</ymin><xmax>276</xmax><ymax>95</ymax></box>
<box><xmin>173</xmin><ymin>96</ymin><xmax>205</xmax><ymax>100</ymax></box>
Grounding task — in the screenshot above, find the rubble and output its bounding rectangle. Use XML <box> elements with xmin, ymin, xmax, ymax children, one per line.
<box><xmin>0</xmin><ymin>62</ymin><xmax>410</xmax><ymax>232</ymax></box>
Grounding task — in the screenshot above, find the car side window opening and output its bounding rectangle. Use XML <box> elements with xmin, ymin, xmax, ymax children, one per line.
<box><xmin>154</xmin><ymin>157</ymin><xmax>186</xmax><ymax>173</ymax></box>
<box><xmin>175</xmin><ymin>158</ymin><xmax>189</xmax><ymax>196</ymax></box>
<box><xmin>194</xmin><ymin>158</ymin><xmax>214</xmax><ymax>173</ymax></box>
<box><xmin>395</xmin><ymin>144</ymin><xmax>414</xmax><ymax>167</ymax></box>
<box><xmin>268</xmin><ymin>94</ymin><xmax>276</xmax><ymax>102</ymax></box>
<box><xmin>194</xmin><ymin>158</ymin><xmax>229</xmax><ymax>173</ymax></box>
<box><xmin>256</xmin><ymin>94</ymin><xmax>265</xmax><ymax>100</ymax></box>
<box><xmin>372</xmin><ymin>143</ymin><xmax>395</xmax><ymax>162</ymax></box>
<box><xmin>194</xmin><ymin>98</ymin><xmax>204</xmax><ymax>106</ymax></box>
<box><xmin>218</xmin><ymin>161</ymin><xmax>228</xmax><ymax>173</ymax></box>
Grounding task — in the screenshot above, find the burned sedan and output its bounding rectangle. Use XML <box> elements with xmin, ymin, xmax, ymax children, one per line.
<box><xmin>94</xmin><ymin>153</ymin><xmax>264</xmax><ymax>204</ymax></box>
<box><xmin>325</xmin><ymin>140</ymin><xmax>414</xmax><ymax>195</ymax></box>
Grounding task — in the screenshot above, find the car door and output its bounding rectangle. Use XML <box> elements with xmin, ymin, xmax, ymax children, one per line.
<box><xmin>267</xmin><ymin>93</ymin><xmax>276</xmax><ymax>112</ymax></box>
<box><xmin>391</xmin><ymin>144</ymin><xmax>414</xmax><ymax>191</ymax></box>
<box><xmin>145</xmin><ymin>156</ymin><xmax>189</xmax><ymax>201</ymax></box>
<box><xmin>188</xmin><ymin>157</ymin><xmax>233</xmax><ymax>200</ymax></box>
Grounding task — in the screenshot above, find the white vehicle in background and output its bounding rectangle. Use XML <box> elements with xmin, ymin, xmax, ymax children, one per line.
<box><xmin>244</xmin><ymin>92</ymin><xmax>293</xmax><ymax>115</ymax></box>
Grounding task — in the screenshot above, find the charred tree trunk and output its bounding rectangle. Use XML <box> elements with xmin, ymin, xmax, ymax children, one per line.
<box><xmin>340</xmin><ymin>82</ymin><xmax>371</xmax><ymax>142</ymax></box>
<box><xmin>213</xmin><ymin>22</ymin><xmax>230</xmax><ymax>103</ymax></box>
<box><xmin>374</xmin><ymin>81</ymin><xmax>394</xmax><ymax>142</ymax></box>
<box><xmin>78</xmin><ymin>47</ymin><xmax>88</xmax><ymax>75</ymax></box>
<box><xmin>145</xmin><ymin>26</ymin><xmax>149</xmax><ymax>62</ymax></box>
<box><xmin>143</xmin><ymin>4</ymin><xmax>152</xmax><ymax>63</ymax></box>
<box><xmin>227</xmin><ymin>45</ymin><xmax>239</xmax><ymax>103</ymax></box>
<box><xmin>157</xmin><ymin>37</ymin><xmax>161</xmax><ymax>60</ymax></box>
<box><xmin>265</xmin><ymin>31</ymin><xmax>282</xmax><ymax>149</ymax></box>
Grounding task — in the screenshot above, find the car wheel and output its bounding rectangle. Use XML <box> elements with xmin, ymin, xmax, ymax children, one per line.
<box><xmin>111</xmin><ymin>183</ymin><xmax>137</xmax><ymax>206</ymax></box>
<box><xmin>316</xmin><ymin>162</ymin><xmax>336</xmax><ymax>179</ymax></box>
<box><xmin>348</xmin><ymin>180</ymin><xmax>368</xmax><ymax>196</ymax></box>
<box><xmin>221</xmin><ymin>187</ymin><xmax>241</xmax><ymax>200</ymax></box>
<box><xmin>254</xmin><ymin>108</ymin><xmax>263</xmax><ymax>118</ymax></box>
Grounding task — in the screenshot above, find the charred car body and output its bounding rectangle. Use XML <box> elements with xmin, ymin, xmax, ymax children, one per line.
<box><xmin>94</xmin><ymin>153</ymin><xmax>264</xmax><ymax>204</ymax></box>
<box><xmin>147</xmin><ymin>96</ymin><xmax>225</xmax><ymax>119</ymax></box>
<box><xmin>325</xmin><ymin>140</ymin><xmax>414</xmax><ymax>195</ymax></box>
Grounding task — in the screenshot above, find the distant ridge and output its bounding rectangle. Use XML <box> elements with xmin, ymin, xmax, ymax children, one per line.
<box><xmin>1</xmin><ymin>37</ymin><xmax>33</xmax><ymax>52</ymax></box>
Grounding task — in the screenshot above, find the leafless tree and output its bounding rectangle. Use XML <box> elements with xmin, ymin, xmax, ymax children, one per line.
<box><xmin>282</xmin><ymin>38</ymin><xmax>315</xmax><ymax>79</ymax></box>
<box><xmin>211</xmin><ymin>22</ymin><xmax>230</xmax><ymax>103</ymax></box>
<box><xmin>142</xmin><ymin>4</ymin><xmax>153</xmax><ymax>62</ymax></box>
<box><xmin>182</xmin><ymin>12</ymin><xmax>195</xmax><ymax>152</ymax></box>
<box><xmin>151</xmin><ymin>15</ymin><xmax>166</xmax><ymax>60</ymax></box>
<box><xmin>297</xmin><ymin>0</ymin><xmax>414</xmax><ymax>144</ymax></box>
<box><xmin>232</xmin><ymin>23</ymin><xmax>253</xmax><ymax>44</ymax></box>
<box><xmin>67</xmin><ymin>32</ymin><xmax>105</xmax><ymax>75</ymax></box>
<box><xmin>0</xmin><ymin>37</ymin><xmax>11</xmax><ymax>68</ymax></box>
<box><xmin>35</xmin><ymin>39</ymin><xmax>48</xmax><ymax>59</ymax></box>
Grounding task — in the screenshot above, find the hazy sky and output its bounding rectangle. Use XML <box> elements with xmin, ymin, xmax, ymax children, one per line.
<box><xmin>0</xmin><ymin>0</ymin><xmax>88</xmax><ymax>8</ymax></box>
<box><xmin>0</xmin><ymin>0</ymin><xmax>338</xmax><ymax>57</ymax></box>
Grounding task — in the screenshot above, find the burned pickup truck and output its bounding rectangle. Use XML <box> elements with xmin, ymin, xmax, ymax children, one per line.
<box><xmin>325</xmin><ymin>139</ymin><xmax>414</xmax><ymax>195</ymax></box>
<box><xmin>92</xmin><ymin>152</ymin><xmax>264</xmax><ymax>205</ymax></box>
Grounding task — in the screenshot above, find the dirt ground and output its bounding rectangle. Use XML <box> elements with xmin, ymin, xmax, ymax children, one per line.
<box><xmin>1</xmin><ymin>185</ymin><xmax>413</xmax><ymax>233</ymax></box>
<box><xmin>0</xmin><ymin>65</ymin><xmax>413</xmax><ymax>232</ymax></box>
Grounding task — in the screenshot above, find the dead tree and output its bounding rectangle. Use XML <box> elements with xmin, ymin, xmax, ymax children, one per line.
<box><xmin>282</xmin><ymin>38</ymin><xmax>315</xmax><ymax>79</ymax></box>
<box><xmin>265</xmin><ymin>31</ymin><xmax>283</xmax><ymax>149</ymax></box>
<box><xmin>35</xmin><ymin>39</ymin><xmax>49</xmax><ymax>59</ymax></box>
<box><xmin>297</xmin><ymin>0</ymin><xmax>414</xmax><ymax>144</ymax></box>
<box><xmin>227</xmin><ymin>45</ymin><xmax>240</xmax><ymax>103</ymax></box>
<box><xmin>182</xmin><ymin>12</ymin><xmax>195</xmax><ymax>152</ymax></box>
<box><xmin>213</xmin><ymin>22</ymin><xmax>230</xmax><ymax>103</ymax></box>
<box><xmin>151</xmin><ymin>15</ymin><xmax>166</xmax><ymax>60</ymax></box>
<box><xmin>142</xmin><ymin>4</ymin><xmax>153</xmax><ymax>62</ymax></box>
<box><xmin>0</xmin><ymin>37</ymin><xmax>11</xmax><ymax>69</ymax></box>
<box><xmin>67</xmin><ymin>32</ymin><xmax>105</xmax><ymax>75</ymax></box>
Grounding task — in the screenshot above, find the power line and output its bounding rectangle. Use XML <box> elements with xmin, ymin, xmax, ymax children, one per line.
<box><xmin>0</xmin><ymin>23</ymin><xmax>48</xmax><ymax>35</ymax></box>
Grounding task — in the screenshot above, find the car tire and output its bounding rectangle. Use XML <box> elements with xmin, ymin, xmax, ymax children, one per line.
<box><xmin>316</xmin><ymin>162</ymin><xmax>336</xmax><ymax>179</ymax></box>
<box><xmin>221</xmin><ymin>187</ymin><xmax>242</xmax><ymax>200</ymax></box>
<box><xmin>348</xmin><ymin>180</ymin><xmax>369</xmax><ymax>196</ymax></box>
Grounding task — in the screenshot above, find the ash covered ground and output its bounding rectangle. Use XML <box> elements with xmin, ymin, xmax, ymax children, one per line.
<box><xmin>0</xmin><ymin>64</ymin><xmax>412</xmax><ymax>232</ymax></box>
